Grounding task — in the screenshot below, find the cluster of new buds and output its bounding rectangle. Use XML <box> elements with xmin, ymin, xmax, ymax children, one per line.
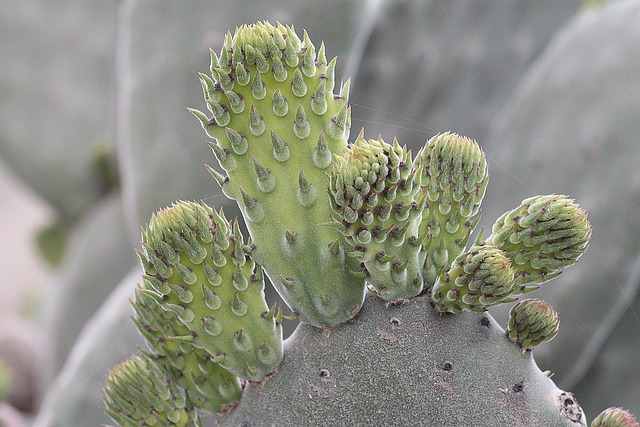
<box><xmin>432</xmin><ymin>194</ymin><xmax>591</xmax><ymax>314</ymax></box>
<box><xmin>189</xmin><ymin>22</ymin><xmax>592</xmax><ymax>320</ymax></box>
<box><xmin>104</xmin><ymin>21</ymin><xmax>603</xmax><ymax>425</ymax></box>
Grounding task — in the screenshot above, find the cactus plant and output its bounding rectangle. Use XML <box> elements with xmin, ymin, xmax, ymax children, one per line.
<box><xmin>4</xmin><ymin>0</ymin><xmax>638</xmax><ymax>425</ymax></box>
<box><xmin>94</xmin><ymin>21</ymin><xmax>640</xmax><ymax>426</ymax></box>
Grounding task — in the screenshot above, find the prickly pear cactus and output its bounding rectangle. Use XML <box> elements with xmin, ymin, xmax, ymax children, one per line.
<box><xmin>100</xmin><ymin>21</ymin><xmax>638</xmax><ymax>427</ymax></box>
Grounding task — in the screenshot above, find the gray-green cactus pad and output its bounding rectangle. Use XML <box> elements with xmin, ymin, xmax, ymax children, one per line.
<box><xmin>219</xmin><ymin>294</ymin><xmax>586</xmax><ymax>426</ymax></box>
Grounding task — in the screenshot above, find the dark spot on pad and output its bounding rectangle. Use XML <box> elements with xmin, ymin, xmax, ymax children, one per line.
<box><xmin>389</xmin><ymin>317</ymin><xmax>402</xmax><ymax>326</ymax></box>
<box><xmin>319</xmin><ymin>368</ymin><xmax>331</xmax><ymax>378</ymax></box>
<box><xmin>442</xmin><ymin>362</ymin><xmax>453</xmax><ymax>372</ymax></box>
<box><xmin>480</xmin><ymin>317</ymin><xmax>490</xmax><ymax>327</ymax></box>
<box><xmin>512</xmin><ymin>382</ymin><xmax>524</xmax><ymax>393</ymax></box>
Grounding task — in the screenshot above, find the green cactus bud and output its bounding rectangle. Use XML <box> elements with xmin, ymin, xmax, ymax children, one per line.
<box><xmin>103</xmin><ymin>353</ymin><xmax>197</xmax><ymax>426</ymax></box>
<box><xmin>506</xmin><ymin>298</ymin><xmax>560</xmax><ymax>350</ymax></box>
<box><xmin>432</xmin><ymin>245</ymin><xmax>516</xmax><ymax>313</ymax></box>
<box><xmin>328</xmin><ymin>132</ymin><xmax>424</xmax><ymax>300</ymax></box>
<box><xmin>416</xmin><ymin>132</ymin><xmax>488</xmax><ymax>287</ymax></box>
<box><xmin>191</xmin><ymin>22</ymin><xmax>366</xmax><ymax>327</ymax></box>
<box><xmin>138</xmin><ymin>200</ymin><xmax>282</xmax><ymax>381</ymax></box>
<box><xmin>591</xmin><ymin>407</ymin><xmax>639</xmax><ymax>427</ymax></box>
<box><xmin>132</xmin><ymin>288</ymin><xmax>242</xmax><ymax>414</ymax></box>
<box><xmin>485</xmin><ymin>194</ymin><xmax>592</xmax><ymax>293</ymax></box>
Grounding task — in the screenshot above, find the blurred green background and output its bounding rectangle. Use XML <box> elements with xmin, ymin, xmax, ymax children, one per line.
<box><xmin>1</xmin><ymin>0</ymin><xmax>639</xmax><ymax>425</ymax></box>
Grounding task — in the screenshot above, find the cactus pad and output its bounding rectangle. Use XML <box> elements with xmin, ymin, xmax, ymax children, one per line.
<box><xmin>485</xmin><ymin>194</ymin><xmax>592</xmax><ymax>293</ymax></box>
<box><xmin>416</xmin><ymin>132</ymin><xmax>488</xmax><ymax>286</ymax></box>
<box><xmin>137</xmin><ymin>200</ymin><xmax>282</xmax><ymax>381</ymax></box>
<box><xmin>327</xmin><ymin>132</ymin><xmax>424</xmax><ymax>300</ymax></box>
<box><xmin>190</xmin><ymin>22</ymin><xmax>366</xmax><ymax>327</ymax></box>
<box><xmin>103</xmin><ymin>353</ymin><xmax>196</xmax><ymax>426</ymax></box>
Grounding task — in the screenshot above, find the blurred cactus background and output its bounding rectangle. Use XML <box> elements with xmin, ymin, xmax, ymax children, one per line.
<box><xmin>1</xmin><ymin>0</ymin><xmax>639</xmax><ymax>425</ymax></box>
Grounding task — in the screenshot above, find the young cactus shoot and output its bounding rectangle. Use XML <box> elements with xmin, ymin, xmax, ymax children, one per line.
<box><xmin>101</xmin><ymin>21</ymin><xmax>635</xmax><ymax>427</ymax></box>
<box><xmin>591</xmin><ymin>407</ymin><xmax>639</xmax><ymax>427</ymax></box>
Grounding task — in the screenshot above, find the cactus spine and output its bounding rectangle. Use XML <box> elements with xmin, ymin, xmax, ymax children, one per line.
<box><xmin>190</xmin><ymin>22</ymin><xmax>365</xmax><ymax>327</ymax></box>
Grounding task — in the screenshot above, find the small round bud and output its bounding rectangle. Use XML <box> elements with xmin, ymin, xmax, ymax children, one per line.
<box><xmin>507</xmin><ymin>298</ymin><xmax>559</xmax><ymax>350</ymax></box>
<box><xmin>432</xmin><ymin>245</ymin><xmax>516</xmax><ymax>313</ymax></box>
